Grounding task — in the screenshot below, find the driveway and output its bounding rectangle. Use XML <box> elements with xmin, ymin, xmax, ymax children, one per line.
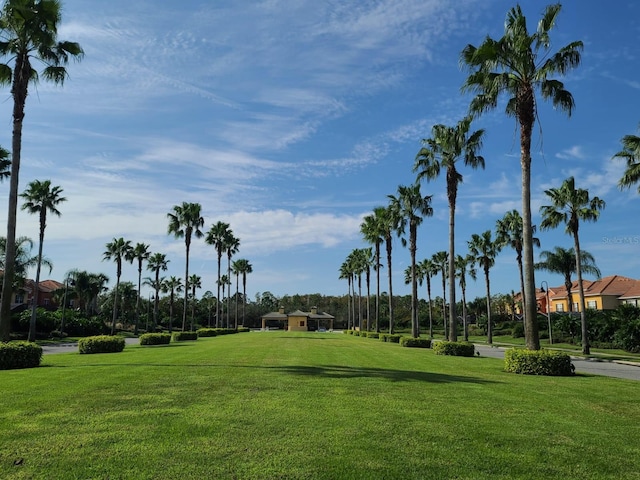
<box><xmin>475</xmin><ymin>344</ymin><xmax>640</xmax><ymax>381</ymax></box>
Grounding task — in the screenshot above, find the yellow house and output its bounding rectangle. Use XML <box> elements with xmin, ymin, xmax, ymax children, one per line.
<box><xmin>261</xmin><ymin>306</ymin><xmax>335</xmax><ymax>331</ymax></box>
<box><xmin>547</xmin><ymin>275</ymin><xmax>640</xmax><ymax>312</ymax></box>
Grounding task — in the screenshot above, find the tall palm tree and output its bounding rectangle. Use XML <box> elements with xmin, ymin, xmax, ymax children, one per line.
<box><xmin>126</xmin><ymin>242</ymin><xmax>150</xmax><ymax>335</ymax></box>
<box><xmin>455</xmin><ymin>254</ymin><xmax>476</xmax><ymax>342</ymax></box>
<box><xmin>339</xmin><ymin>258</ymin><xmax>354</xmax><ymax>330</ymax></box>
<box><xmin>495</xmin><ymin>209</ymin><xmax>540</xmax><ymax>327</ymax></box>
<box><xmin>162</xmin><ymin>276</ymin><xmax>182</xmax><ymax>333</ymax></box>
<box><xmin>67</xmin><ymin>269</ymin><xmax>109</xmax><ymax>316</ymax></box>
<box><xmin>461</xmin><ymin>3</ymin><xmax>582</xmax><ymax>351</ymax></box>
<box><xmin>167</xmin><ymin>202</ymin><xmax>204</xmax><ymax>334</ymax></box>
<box><xmin>535</xmin><ymin>246</ymin><xmax>601</xmax><ymax>314</ymax></box>
<box><xmin>389</xmin><ymin>184</ymin><xmax>433</xmax><ymax>338</ymax></box>
<box><xmin>232</xmin><ymin>258</ymin><xmax>252</xmax><ymax>328</ymax></box>
<box><xmin>432</xmin><ymin>250</ymin><xmax>449</xmax><ymax>339</ymax></box>
<box><xmin>188</xmin><ymin>274</ymin><xmax>201</xmax><ymax>331</ymax></box>
<box><xmin>205</xmin><ymin>221</ymin><xmax>231</xmax><ymax>328</ymax></box>
<box><xmin>218</xmin><ymin>274</ymin><xmax>230</xmax><ymax>325</ymax></box>
<box><xmin>146</xmin><ymin>252</ymin><xmax>169</xmax><ymax>330</ymax></box>
<box><xmin>468</xmin><ymin>231</ymin><xmax>501</xmax><ymax>344</ymax></box>
<box><xmin>224</xmin><ymin>232</ymin><xmax>240</xmax><ymax>328</ymax></box>
<box><xmin>361</xmin><ymin>247</ymin><xmax>374</xmax><ymax>332</ymax></box>
<box><xmin>0</xmin><ymin>0</ymin><xmax>84</xmax><ymax>342</ymax></box>
<box><xmin>361</xmin><ymin>211</ymin><xmax>384</xmax><ymax>332</ymax></box>
<box><xmin>201</xmin><ymin>290</ymin><xmax>215</xmax><ymax>327</ymax></box>
<box><xmin>540</xmin><ymin>176</ymin><xmax>606</xmax><ymax>354</ymax></box>
<box><xmin>20</xmin><ymin>179</ymin><xmax>65</xmax><ymax>341</ymax></box>
<box><xmin>613</xmin><ymin>124</ymin><xmax>640</xmax><ymax>193</ymax></box>
<box><xmin>418</xmin><ymin>258</ymin><xmax>437</xmax><ymax>338</ymax></box>
<box><xmin>414</xmin><ymin>117</ymin><xmax>484</xmax><ymax>341</ymax></box>
<box><xmin>378</xmin><ymin>204</ymin><xmax>401</xmax><ymax>334</ymax></box>
<box><xmin>103</xmin><ymin>237</ymin><xmax>132</xmax><ymax>335</ymax></box>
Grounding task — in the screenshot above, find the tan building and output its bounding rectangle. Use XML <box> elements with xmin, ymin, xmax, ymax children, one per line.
<box><xmin>545</xmin><ymin>275</ymin><xmax>640</xmax><ymax>313</ymax></box>
<box><xmin>261</xmin><ymin>306</ymin><xmax>334</xmax><ymax>332</ymax></box>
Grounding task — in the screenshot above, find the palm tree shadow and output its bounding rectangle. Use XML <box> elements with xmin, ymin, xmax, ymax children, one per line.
<box><xmin>264</xmin><ymin>364</ymin><xmax>498</xmax><ymax>384</ymax></box>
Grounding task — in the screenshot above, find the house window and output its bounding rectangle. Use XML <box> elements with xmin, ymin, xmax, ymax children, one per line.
<box><xmin>44</xmin><ymin>299</ymin><xmax>50</xmax><ymax>306</ymax></box>
<box><xmin>555</xmin><ymin>303</ymin><xmax>564</xmax><ymax>312</ymax></box>
<box><xmin>587</xmin><ymin>300</ymin><xmax>597</xmax><ymax>309</ymax></box>
<box><xmin>573</xmin><ymin>302</ymin><xmax>579</xmax><ymax>311</ymax></box>
<box><xmin>15</xmin><ymin>294</ymin><xmax>24</xmax><ymax>304</ymax></box>
<box><xmin>299</xmin><ymin>321</ymin><xmax>305</xmax><ymax>327</ymax></box>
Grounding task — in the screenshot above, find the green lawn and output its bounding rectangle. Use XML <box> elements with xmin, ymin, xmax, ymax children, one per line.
<box><xmin>2</xmin><ymin>332</ymin><xmax>639</xmax><ymax>479</ymax></box>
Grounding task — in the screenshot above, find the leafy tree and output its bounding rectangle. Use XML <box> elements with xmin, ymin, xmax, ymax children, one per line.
<box><xmin>540</xmin><ymin>176</ymin><xmax>605</xmax><ymax>354</ymax></box>
<box><xmin>126</xmin><ymin>242</ymin><xmax>150</xmax><ymax>335</ymax></box>
<box><xmin>146</xmin><ymin>252</ymin><xmax>169</xmax><ymax>330</ymax></box>
<box><xmin>0</xmin><ymin>0</ymin><xmax>84</xmax><ymax>342</ymax></box>
<box><xmin>461</xmin><ymin>3</ymin><xmax>582</xmax><ymax>350</ymax></box>
<box><xmin>389</xmin><ymin>184</ymin><xmax>433</xmax><ymax>338</ymax></box>
<box><xmin>103</xmin><ymin>237</ymin><xmax>132</xmax><ymax>335</ymax></box>
<box><xmin>20</xmin><ymin>179</ymin><xmax>65</xmax><ymax>341</ymax></box>
<box><xmin>415</xmin><ymin>117</ymin><xmax>484</xmax><ymax>340</ymax></box>
<box><xmin>205</xmin><ymin>221</ymin><xmax>231</xmax><ymax>328</ymax></box>
<box><xmin>167</xmin><ymin>202</ymin><xmax>204</xmax><ymax>332</ymax></box>
<box><xmin>468</xmin><ymin>230</ymin><xmax>501</xmax><ymax>344</ymax></box>
<box><xmin>613</xmin><ymin>124</ymin><xmax>640</xmax><ymax>193</ymax></box>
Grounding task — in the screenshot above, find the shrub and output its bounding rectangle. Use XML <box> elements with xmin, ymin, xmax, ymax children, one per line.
<box><xmin>367</xmin><ymin>332</ymin><xmax>379</xmax><ymax>339</ymax></box>
<box><xmin>172</xmin><ymin>331</ymin><xmax>198</xmax><ymax>341</ymax></box>
<box><xmin>196</xmin><ymin>328</ymin><xmax>218</xmax><ymax>338</ymax></box>
<box><xmin>386</xmin><ymin>334</ymin><xmax>402</xmax><ymax>343</ymax></box>
<box><xmin>432</xmin><ymin>341</ymin><xmax>475</xmax><ymax>357</ymax></box>
<box><xmin>237</xmin><ymin>327</ymin><xmax>250</xmax><ymax>333</ymax></box>
<box><xmin>504</xmin><ymin>348</ymin><xmax>575</xmax><ymax>376</ymax></box>
<box><xmin>0</xmin><ymin>341</ymin><xmax>43</xmax><ymax>370</ymax></box>
<box><xmin>78</xmin><ymin>335</ymin><xmax>125</xmax><ymax>354</ymax></box>
<box><xmin>512</xmin><ymin>323</ymin><xmax>524</xmax><ymax>338</ymax></box>
<box><xmin>400</xmin><ymin>337</ymin><xmax>431</xmax><ymax>348</ymax></box>
<box><xmin>139</xmin><ymin>333</ymin><xmax>171</xmax><ymax>345</ymax></box>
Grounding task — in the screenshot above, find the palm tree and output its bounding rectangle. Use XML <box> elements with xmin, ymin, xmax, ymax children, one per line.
<box><xmin>360</xmin><ymin>247</ymin><xmax>374</xmax><ymax>331</ymax></box>
<box><xmin>418</xmin><ymin>258</ymin><xmax>437</xmax><ymax>338</ymax></box>
<box><xmin>162</xmin><ymin>276</ymin><xmax>183</xmax><ymax>333</ymax></box>
<box><xmin>205</xmin><ymin>221</ymin><xmax>231</xmax><ymax>328</ymax></box>
<box><xmin>414</xmin><ymin>117</ymin><xmax>484</xmax><ymax>341</ymax></box>
<box><xmin>455</xmin><ymin>254</ymin><xmax>476</xmax><ymax>342</ymax></box>
<box><xmin>232</xmin><ymin>258</ymin><xmax>252</xmax><ymax>328</ymax></box>
<box><xmin>103</xmin><ymin>237</ymin><xmax>132</xmax><ymax>335</ymax></box>
<box><xmin>378</xmin><ymin>204</ymin><xmax>401</xmax><ymax>334</ymax></box>
<box><xmin>468</xmin><ymin>231</ymin><xmax>501</xmax><ymax>344</ymax></box>
<box><xmin>167</xmin><ymin>202</ymin><xmax>204</xmax><ymax>334</ymax></box>
<box><xmin>188</xmin><ymin>274</ymin><xmax>201</xmax><ymax>331</ymax></box>
<box><xmin>126</xmin><ymin>242</ymin><xmax>150</xmax><ymax>335</ymax></box>
<box><xmin>432</xmin><ymin>250</ymin><xmax>449</xmax><ymax>339</ymax></box>
<box><xmin>67</xmin><ymin>269</ymin><xmax>109</xmax><ymax>316</ymax></box>
<box><xmin>540</xmin><ymin>176</ymin><xmax>606</xmax><ymax>354</ymax></box>
<box><xmin>613</xmin><ymin>124</ymin><xmax>640</xmax><ymax>193</ymax></box>
<box><xmin>218</xmin><ymin>274</ymin><xmax>230</xmax><ymax>324</ymax></box>
<box><xmin>495</xmin><ymin>210</ymin><xmax>540</xmax><ymax>328</ymax></box>
<box><xmin>535</xmin><ymin>246</ymin><xmax>601</xmax><ymax>314</ymax></box>
<box><xmin>361</xmin><ymin>211</ymin><xmax>385</xmax><ymax>332</ymax></box>
<box><xmin>389</xmin><ymin>184</ymin><xmax>433</xmax><ymax>338</ymax></box>
<box><xmin>461</xmin><ymin>4</ymin><xmax>582</xmax><ymax>351</ymax></box>
<box><xmin>0</xmin><ymin>0</ymin><xmax>84</xmax><ymax>342</ymax></box>
<box><xmin>201</xmin><ymin>290</ymin><xmax>216</xmax><ymax>327</ymax></box>
<box><xmin>0</xmin><ymin>147</ymin><xmax>9</xmax><ymax>181</ymax></box>
<box><xmin>19</xmin><ymin>180</ymin><xmax>66</xmax><ymax>341</ymax></box>
<box><xmin>0</xmin><ymin>235</ymin><xmax>52</xmax><ymax>296</ymax></box>
<box><xmin>339</xmin><ymin>258</ymin><xmax>354</xmax><ymax>330</ymax></box>
<box><xmin>224</xmin><ymin>232</ymin><xmax>240</xmax><ymax>329</ymax></box>
<box><xmin>146</xmin><ymin>252</ymin><xmax>169</xmax><ymax>330</ymax></box>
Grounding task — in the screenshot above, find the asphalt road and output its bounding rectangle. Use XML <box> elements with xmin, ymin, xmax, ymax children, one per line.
<box><xmin>41</xmin><ymin>339</ymin><xmax>640</xmax><ymax>381</ymax></box>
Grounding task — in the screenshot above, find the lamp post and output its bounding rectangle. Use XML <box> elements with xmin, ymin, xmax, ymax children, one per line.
<box><xmin>541</xmin><ymin>281</ymin><xmax>552</xmax><ymax>345</ymax></box>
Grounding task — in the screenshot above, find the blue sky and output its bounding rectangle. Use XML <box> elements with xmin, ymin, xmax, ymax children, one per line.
<box><xmin>1</xmin><ymin>0</ymin><xmax>638</xmax><ymax>304</ymax></box>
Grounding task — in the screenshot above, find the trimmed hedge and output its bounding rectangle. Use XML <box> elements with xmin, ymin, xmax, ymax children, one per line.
<box><xmin>196</xmin><ymin>328</ymin><xmax>218</xmax><ymax>338</ymax></box>
<box><xmin>78</xmin><ymin>335</ymin><xmax>125</xmax><ymax>354</ymax></box>
<box><xmin>139</xmin><ymin>333</ymin><xmax>171</xmax><ymax>345</ymax></box>
<box><xmin>0</xmin><ymin>341</ymin><xmax>43</xmax><ymax>370</ymax></box>
<box><xmin>379</xmin><ymin>333</ymin><xmax>402</xmax><ymax>343</ymax></box>
<box><xmin>504</xmin><ymin>348</ymin><xmax>575</xmax><ymax>376</ymax></box>
<box><xmin>367</xmin><ymin>332</ymin><xmax>380</xmax><ymax>339</ymax></box>
<box><xmin>432</xmin><ymin>340</ymin><xmax>475</xmax><ymax>357</ymax></box>
<box><xmin>172</xmin><ymin>331</ymin><xmax>198</xmax><ymax>341</ymax></box>
<box><xmin>400</xmin><ymin>337</ymin><xmax>431</xmax><ymax>348</ymax></box>
<box><xmin>237</xmin><ymin>327</ymin><xmax>250</xmax><ymax>333</ymax></box>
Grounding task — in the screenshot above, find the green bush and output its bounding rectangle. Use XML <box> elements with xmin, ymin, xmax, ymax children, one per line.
<box><xmin>196</xmin><ymin>328</ymin><xmax>218</xmax><ymax>337</ymax></box>
<box><xmin>432</xmin><ymin>341</ymin><xmax>475</xmax><ymax>357</ymax></box>
<box><xmin>172</xmin><ymin>331</ymin><xmax>198</xmax><ymax>341</ymax></box>
<box><xmin>0</xmin><ymin>341</ymin><xmax>43</xmax><ymax>370</ymax></box>
<box><xmin>367</xmin><ymin>332</ymin><xmax>379</xmax><ymax>339</ymax></box>
<box><xmin>504</xmin><ymin>348</ymin><xmax>575</xmax><ymax>376</ymax></box>
<box><xmin>237</xmin><ymin>327</ymin><xmax>250</xmax><ymax>333</ymax></box>
<box><xmin>353</xmin><ymin>330</ymin><xmax>361</xmax><ymax>337</ymax></box>
<box><xmin>139</xmin><ymin>333</ymin><xmax>171</xmax><ymax>345</ymax></box>
<box><xmin>512</xmin><ymin>323</ymin><xmax>525</xmax><ymax>338</ymax></box>
<box><xmin>386</xmin><ymin>334</ymin><xmax>402</xmax><ymax>343</ymax></box>
<box><xmin>78</xmin><ymin>335</ymin><xmax>125</xmax><ymax>354</ymax></box>
<box><xmin>400</xmin><ymin>337</ymin><xmax>431</xmax><ymax>348</ymax></box>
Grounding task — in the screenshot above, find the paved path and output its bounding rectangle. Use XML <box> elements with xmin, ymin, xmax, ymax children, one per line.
<box><xmin>41</xmin><ymin>339</ymin><xmax>640</xmax><ymax>381</ymax></box>
<box><xmin>475</xmin><ymin>344</ymin><xmax>640</xmax><ymax>381</ymax></box>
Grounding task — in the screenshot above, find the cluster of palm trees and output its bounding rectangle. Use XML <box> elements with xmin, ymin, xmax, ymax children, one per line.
<box><xmin>340</xmin><ymin>4</ymin><xmax>633</xmax><ymax>356</ymax></box>
<box><xmin>102</xmin><ymin>202</ymin><xmax>253</xmax><ymax>336</ymax></box>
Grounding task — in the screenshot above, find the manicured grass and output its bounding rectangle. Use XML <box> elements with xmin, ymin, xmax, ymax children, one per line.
<box><xmin>1</xmin><ymin>332</ymin><xmax>639</xmax><ymax>479</ymax></box>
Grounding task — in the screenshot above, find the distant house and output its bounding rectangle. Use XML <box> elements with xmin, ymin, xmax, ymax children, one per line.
<box><xmin>0</xmin><ymin>271</ymin><xmax>64</xmax><ymax>311</ymax></box>
<box><xmin>261</xmin><ymin>306</ymin><xmax>334</xmax><ymax>331</ymax></box>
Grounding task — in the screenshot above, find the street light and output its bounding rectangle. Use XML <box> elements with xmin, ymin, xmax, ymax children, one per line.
<box><xmin>541</xmin><ymin>281</ymin><xmax>553</xmax><ymax>345</ymax></box>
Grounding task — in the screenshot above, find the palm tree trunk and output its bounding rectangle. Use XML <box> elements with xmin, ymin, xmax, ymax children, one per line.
<box><xmin>182</xmin><ymin>244</ymin><xmax>190</xmax><ymax>332</ymax></box>
<box><xmin>485</xmin><ymin>267</ymin><xmax>492</xmax><ymax>345</ymax></box>
<box><xmin>28</xmin><ymin>221</ymin><xmax>46</xmax><ymax>342</ymax></box>
<box><xmin>153</xmin><ymin>270</ymin><xmax>160</xmax><ymax>330</ymax></box>
<box><xmin>427</xmin><ymin>277</ymin><xmax>433</xmax><ymax>339</ymax></box>
<box><xmin>242</xmin><ymin>275</ymin><xmax>247</xmax><ymax>326</ymax></box>
<box><xmin>573</xmin><ymin>232</ymin><xmax>589</xmax><ymax>354</ymax></box>
<box><xmin>441</xmin><ymin>271</ymin><xmax>447</xmax><ymax>339</ymax></box>
<box><xmin>516</xmin><ymin>253</ymin><xmax>527</xmax><ymax>342</ymax></box>
<box><xmin>461</xmin><ymin>283</ymin><xmax>469</xmax><ymax>342</ymax></box>
<box><xmin>410</xmin><ymin>227</ymin><xmax>419</xmax><ymax>338</ymax></box>
<box><xmin>135</xmin><ymin>264</ymin><xmax>142</xmax><ymax>335</ymax></box>
<box><xmin>112</xmin><ymin>274</ymin><xmax>120</xmax><ymax>335</ymax></box>
<box><xmin>386</xmin><ymin>237</ymin><xmax>394</xmax><ymax>334</ymax></box>
<box><xmin>235</xmin><ymin>272</ymin><xmax>239</xmax><ymax>329</ymax></box>
<box><xmin>357</xmin><ymin>275</ymin><xmax>362</xmax><ymax>330</ymax></box>
<box><xmin>365</xmin><ymin>268</ymin><xmax>371</xmax><ymax>332</ymax></box>
<box><xmin>216</xmin><ymin>253</ymin><xmax>222</xmax><ymax>328</ymax></box>
<box><xmin>375</xmin><ymin>243</ymin><xmax>380</xmax><ymax>333</ymax></box>
<box><xmin>448</xmin><ymin>202</ymin><xmax>457</xmax><ymax>341</ymax></box>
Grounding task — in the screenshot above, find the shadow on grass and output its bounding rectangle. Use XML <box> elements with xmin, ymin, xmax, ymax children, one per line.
<box><xmin>263</xmin><ymin>364</ymin><xmax>498</xmax><ymax>384</ymax></box>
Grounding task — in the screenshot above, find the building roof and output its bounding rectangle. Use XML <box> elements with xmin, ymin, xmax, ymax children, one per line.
<box><xmin>547</xmin><ymin>275</ymin><xmax>640</xmax><ymax>300</ymax></box>
<box><xmin>261</xmin><ymin>308</ymin><xmax>335</xmax><ymax>320</ymax></box>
